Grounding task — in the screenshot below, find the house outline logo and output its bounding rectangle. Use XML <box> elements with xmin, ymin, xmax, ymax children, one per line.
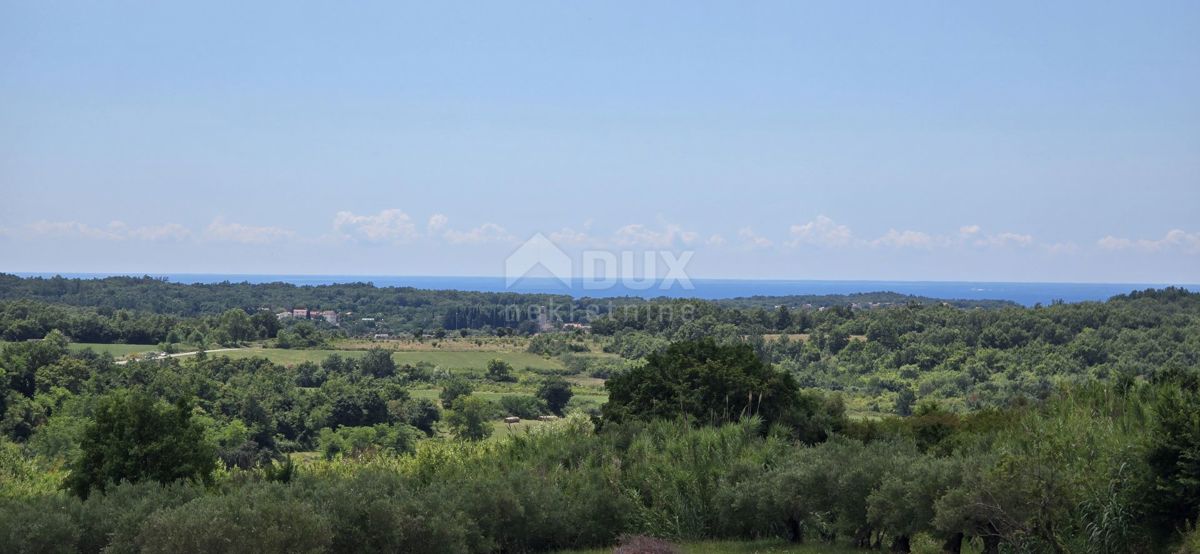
<box><xmin>505</xmin><ymin>233</ymin><xmax>572</xmax><ymax>287</ymax></box>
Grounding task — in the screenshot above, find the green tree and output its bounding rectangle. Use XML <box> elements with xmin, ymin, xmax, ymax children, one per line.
<box><xmin>895</xmin><ymin>388</ymin><xmax>916</xmax><ymax>416</ymax></box>
<box><xmin>250</xmin><ymin>310</ymin><xmax>281</xmax><ymax>339</ymax></box>
<box><xmin>1145</xmin><ymin>384</ymin><xmax>1200</xmax><ymax>543</ymax></box>
<box><xmin>360</xmin><ymin>348</ymin><xmax>397</xmax><ymax>378</ymax></box>
<box><xmin>446</xmin><ymin>397</ymin><xmax>493</xmax><ymax>441</ymax></box>
<box><xmin>439</xmin><ymin>377</ymin><xmax>474</xmax><ymax>408</ymax></box>
<box><xmin>405</xmin><ymin>398</ymin><xmax>441</xmax><ymax>436</ymax></box>
<box><xmin>775</xmin><ymin>305</ymin><xmax>793</xmax><ymax>330</ymax></box>
<box><xmin>499</xmin><ymin>395</ymin><xmax>543</xmax><ymax>419</ymax></box>
<box><xmin>536</xmin><ymin>377</ymin><xmax>573</xmax><ymax>416</ymax></box>
<box><xmin>602</xmin><ymin>339</ymin><xmax>800</xmax><ymax>428</ymax></box>
<box><xmin>218</xmin><ymin>308</ymin><xmax>254</xmax><ymax>345</ymax></box>
<box><xmin>485</xmin><ymin>359</ymin><xmax>516</xmax><ymax>382</ymax></box>
<box><xmin>34</xmin><ymin>357</ymin><xmax>91</xmax><ymax>394</ymax></box>
<box><xmin>66</xmin><ymin>390</ymin><xmax>216</xmax><ymax>498</ymax></box>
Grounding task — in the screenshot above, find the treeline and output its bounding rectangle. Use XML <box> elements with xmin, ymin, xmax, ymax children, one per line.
<box><xmin>0</xmin><ymin>300</ymin><xmax>289</xmax><ymax>346</ymax></box>
<box><xmin>0</xmin><ymin>300</ymin><xmax>179</xmax><ymax>344</ymax></box>
<box><xmin>714</xmin><ymin>291</ymin><xmax>1017</xmax><ymax>310</ymax></box>
<box><xmin>0</xmin><ymin>274</ymin><xmax>1015</xmax><ymax>340</ymax></box>
<box><xmin>597</xmin><ymin>288</ymin><xmax>1200</xmax><ymax>410</ymax></box>
<box><xmin>0</xmin><ymin>274</ymin><xmax>562</xmax><ymax>333</ymax></box>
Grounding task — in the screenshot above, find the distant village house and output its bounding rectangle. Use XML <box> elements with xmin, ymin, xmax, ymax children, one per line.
<box><xmin>276</xmin><ymin>307</ymin><xmax>339</xmax><ymax>325</ymax></box>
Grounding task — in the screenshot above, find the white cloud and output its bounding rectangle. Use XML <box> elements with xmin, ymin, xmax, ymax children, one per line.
<box><xmin>1097</xmin><ymin>236</ymin><xmax>1131</xmax><ymax>250</ymax></box>
<box><xmin>333</xmin><ymin>209</ymin><xmax>419</xmax><ymax>243</ymax></box>
<box><xmin>1098</xmin><ymin>229</ymin><xmax>1200</xmax><ymax>253</ymax></box>
<box><xmin>443</xmin><ymin>223</ymin><xmax>515</xmax><ymax>245</ymax></box>
<box><xmin>738</xmin><ymin>227</ymin><xmax>772</xmax><ymax>249</ymax></box>
<box><xmin>786</xmin><ymin>215</ymin><xmax>855</xmax><ymax>248</ymax></box>
<box><xmin>612</xmin><ymin>223</ymin><xmax>699</xmax><ymax>248</ymax></box>
<box><xmin>427</xmin><ymin>213</ymin><xmax>448</xmax><ymax>234</ymax></box>
<box><xmin>548</xmin><ymin>227</ymin><xmax>593</xmax><ymax>246</ymax></box>
<box><xmin>27</xmin><ymin>220</ymin><xmax>191</xmax><ymax>241</ymax></box>
<box><xmin>706</xmin><ymin>234</ymin><xmax>727</xmax><ymax>247</ymax></box>
<box><xmin>205</xmin><ymin>217</ymin><xmax>294</xmax><ymax>244</ymax></box>
<box><xmin>28</xmin><ymin>220</ymin><xmax>126</xmax><ymax>240</ymax></box>
<box><xmin>974</xmin><ymin>232</ymin><xmax>1034</xmax><ymax>248</ymax></box>
<box><xmin>873</xmin><ymin>229</ymin><xmax>938</xmax><ymax>249</ymax></box>
<box><xmin>126</xmin><ymin>223</ymin><xmax>191</xmax><ymax>241</ymax></box>
<box><xmin>783</xmin><ymin>218</ymin><xmax>1037</xmax><ymax>252</ymax></box>
<box><xmin>1042</xmin><ymin>241</ymin><xmax>1078</xmax><ymax>255</ymax></box>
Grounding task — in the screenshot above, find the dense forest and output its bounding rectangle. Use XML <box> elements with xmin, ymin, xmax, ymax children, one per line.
<box><xmin>0</xmin><ymin>274</ymin><xmax>1012</xmax><ymax>342</ymax></box>
<box><xmin>0</xmin><ymin>275</ymin><xmax>1198</xmax><ymax>552</ymax></box>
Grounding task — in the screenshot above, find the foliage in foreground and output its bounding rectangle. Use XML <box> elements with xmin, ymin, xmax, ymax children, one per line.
<box><xmin>2</xmin><ymin>378</ymin><xmax>1198</xmax><ymax>553</ymax></box>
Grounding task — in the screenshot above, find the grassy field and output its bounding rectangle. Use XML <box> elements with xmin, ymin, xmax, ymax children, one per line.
<box><xmin>336</xmin><ymin>337</ymin><xmax>550</xmax><ymax>352</ymax></box>
<box><xmin>559</xmin><ymin>539</ymin><xmax>866</xmax><ymax>554</ymax></box>
<box><xmin>68</xmin><ymin>343</ymin><xmax>161</xmax><ymax>358</ymax></box>
<box><xmin>392</xmin><ymin>350</ymin><xmax>563</xmax><ymax>371</ymax></box>
<box><xmin>409</xmin><ymin>387</ymin><xmax>608</xmax><ymax>407</ymax></box>
<box><xmin>216</xmin><ymin>347</ymin><xmax>565</xmax><ymax>371</ymax></box>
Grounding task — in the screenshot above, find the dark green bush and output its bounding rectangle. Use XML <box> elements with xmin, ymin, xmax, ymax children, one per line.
<box><xmin>134</xmin><ymin>483</ymin><xmax>331</xmax><ymax>553</ymax></box>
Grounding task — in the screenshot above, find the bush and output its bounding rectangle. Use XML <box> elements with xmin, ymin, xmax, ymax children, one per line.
<box><xmin>439</xmin><ymin>377</ymin><xmax>474</xmax><ymax>408</ymax></box>
<box><xmin>301</xmin><ymin>471</ymin><xmax>471</xmax><ymax>553</ymax></box>
<box><xmin>499</xmin><ymin>395</ymin><xmax>544</xmax><ymax>419</ymax></box>
<box><xmin>603</xmin><ymin>339</ymin><xmax>800</xmax><ymax>429</ymax></box>
<box><xmin>318</xmin><ymin>424</ymin><xmax>420</xmax><ymax>460</ymax></box>
<box><xmin>486</xmin><ymin>359</ymin><xmax>517</xmax><ymax>382</ymax></box>
<box><xmin>404</xmin><ymin>398</ymin><xmax>441</xmax><ymax>435</ymax></box>
<box><xmin>76</xmin><ymin>481</ymin><xmax>202</xmax><ymax>554</ymax></box>
<box><xmin>0</xmin><ymin>495</ymin><xmax>80</xmax><ymax>554</ymax></box>
<box><xmin>134</xmin><ymin>484</ymin><xmax>331</xmax><ymax>553</ymax></box>
<box><xmin>528</xmin><ymin>334</ymin><xmax>590</xmax><ymax>356</ymax></box>
<box><xmin>537</xmin><ymin>377</ymin><xmax>574</xmax><ymax>416</ymax></box>
<box><xmin>66</xmin><ymin>391</ymin><xmax>215</xmax><ymax>499</ymax></box>
<box><xmin>447</xmin><ymin>397</ymin><xmax>494</xmax><ymax>441</ymax></box>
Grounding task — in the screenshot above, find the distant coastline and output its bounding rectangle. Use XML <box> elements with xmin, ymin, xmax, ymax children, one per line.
<box><xmin>12</xmin><ymin>272</ymin><xmax>1199</xmax><ymax>307</ymax></box>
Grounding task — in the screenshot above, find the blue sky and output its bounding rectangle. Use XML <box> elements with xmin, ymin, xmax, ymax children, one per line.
<box><xmin>1</xmin><ymin>1</ymin><xmax>1197</xmax><ymax>283</ymax></box>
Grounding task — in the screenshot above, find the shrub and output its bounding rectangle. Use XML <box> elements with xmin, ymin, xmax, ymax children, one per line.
<box><xmin>76</xmin><ymin>481</ymin><xmax>202</xmax><ymax>554</ymax></box>
<box><xmin>66</xmin><ymin>391</ymin><xmax>215</xmax><ymax>499</ymax></box>
<box><xmin>439</xmin><ymin>377</ymin><xmax>474</xmax><ymax>408</ymax></box>
<box><xmin>447</xmin><ymin>397</ymin><xmax>494</xmax><ymax>441</ymax></box>
<box><xmin>486</xmin><ymin>359</ymin><xmax>517</xmax><ymax>382</ymax></box>
<box><xmin>318</xmin><ymin>424</ymin><xmax>420</xmax><ymax>460</ymax></box>
<box><xmin>500</xmin><ymin>395</ymin><xmax>544</xmax><ymax>419</ymax></box>
<box><xmin>134</xmin><ymin>484</ymin><xmax>331</xmax><ymax>553</ymax></box>
<box><xmin>301</xmin><ymin>471</ymin><xmax>471</xmax><ymax>553</ymax></box>
<box><xmin>0</xmin><ymin>495</ymin><xmax>80</xmax><ymax>554</ymax></box>
<box><xmin>537</xmin><ymin>377</ymin><xmax>574</xmax><ymax>416</ymax></box>
<box><xmin>603</xmin><ymin>339</ymin><xmax>800</xmax><ymax>429</ymax></box>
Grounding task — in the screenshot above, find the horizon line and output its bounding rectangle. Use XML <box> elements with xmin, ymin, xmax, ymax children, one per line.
<box><xmin>7</xmin><ymin>271</ymin><xmax>1199</xmax><ymax>288</ymax></box>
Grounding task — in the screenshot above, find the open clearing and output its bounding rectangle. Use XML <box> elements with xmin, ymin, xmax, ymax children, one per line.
<box><xmin>215</xmin><ymin>347</ymin><xmax>564</xmax><ymax>371</ymax></box>
<box><xmin>68</xmin><ymin>343</ymin><xmax>161</xmax><ymax>358</ymax></box>
<box><xmin>409</xmin><ymin>387</ymin><xmax>608</xmax><ymax>406</ymax></box>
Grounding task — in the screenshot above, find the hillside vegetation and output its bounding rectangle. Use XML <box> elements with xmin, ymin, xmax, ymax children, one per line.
<box><xmin>0</xmin><ymin>276</ymin><xmax>1198</xmax><ymax>552</ymax></box>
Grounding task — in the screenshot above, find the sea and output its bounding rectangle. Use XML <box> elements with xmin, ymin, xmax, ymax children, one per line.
<box><xmin>13</xmin><ymin>273</ymin><xmax>1200</xmax><ymax>307</ymax></box>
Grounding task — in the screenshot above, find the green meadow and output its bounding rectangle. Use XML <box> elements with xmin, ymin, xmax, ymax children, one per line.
<box><xmin>68</xmin><ymin>342</ymin><xmax>161</xmax><ymax>358</ymax></box>
<box><xmin>218</xmin><ymin>347</ymin><xmax>565</xmax><ymax>371</ymax></box>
